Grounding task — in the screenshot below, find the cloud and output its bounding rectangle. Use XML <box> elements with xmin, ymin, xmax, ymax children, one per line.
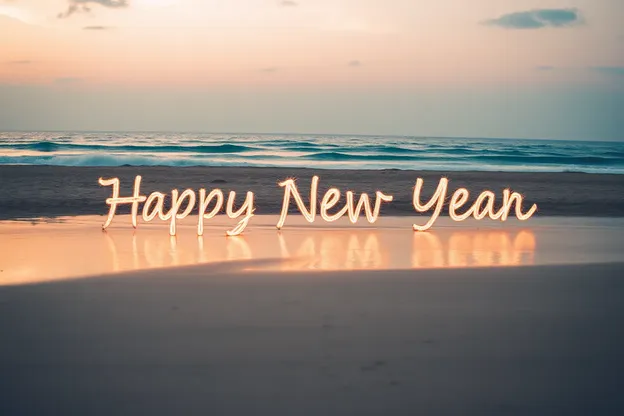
<box><xmin>259</xmin><ymin>67</ymin><xmax>278</xmax><ymax>73</ymax></box>
<box><xmin>348</xmin><ymin>60</ymin><xmax>361</xmax><ymax>67</ymax></box>
<box><xmin>6</xmin><ymin>60</ymin><xmax>33</xmax><ymax>65</ymax></box>
<box><xmin>483</xmin><ymin>8</ymin><xmax>582</xmax><ymax>29</ymax></box>
<box><xmin>58</xmin><ymin>0</ymin><xmax>128</xmax><ymax>19</ymax></box>
<box><xmin>279</xmin><ymin>1</ymin><xmax>298</xmax><ymax>6</ymax></box>
<box><xmin>535</xmin><ymin>65</ymin><xmax>554</xmax><ymax>71</ymax></box>
<box><xmin>83</xmin><ymin>25</ymin><xmax>111</xmax><ymax>30</ymax></box>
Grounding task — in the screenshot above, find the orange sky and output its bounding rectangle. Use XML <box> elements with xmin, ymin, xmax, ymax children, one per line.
<box><xmin>1</xmin><ymin>0</ymin><xmax>622</xmax><ymax>88</ymax></box>
<box><xmin>1</xmin><ymin>1</ymin><xmax>622</xmax><ymax>138</ymax></box>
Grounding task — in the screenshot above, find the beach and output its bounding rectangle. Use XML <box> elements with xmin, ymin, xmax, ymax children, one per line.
<box><xmin>1</xmin><ymin>263</ymin><xmax>624</xmax><ymax>415</ymax></box>
<box><xmin>3</xmin><ymin>0</ymin><xmax>623</xmax><ymax>412</ymax></box>
<box><xmin>1</xmin><ymin>166</ymin><xmax>624</xmax><ymax>415</ymax></box>
<box><xmin>2</xmin><ymin>165</ymin><xmax>624</xmax><ymax>219</ymax></box>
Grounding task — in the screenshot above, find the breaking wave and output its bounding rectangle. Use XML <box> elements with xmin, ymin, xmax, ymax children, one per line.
<box><xmin>1</xmin><ymin>132</ymin><xmax>623</xmax><ymax>173</ymax></box>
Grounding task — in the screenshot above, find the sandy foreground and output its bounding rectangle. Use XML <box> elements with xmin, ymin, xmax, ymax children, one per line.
<box><xmin>1</xmin><ymin>262</ymin><xmax>623</xmax><ymax>415</ymax></box>
<box><xmin>0</xmin><ymin>214</ymin><xmax>624</xmax><ymax>414</ymax></box>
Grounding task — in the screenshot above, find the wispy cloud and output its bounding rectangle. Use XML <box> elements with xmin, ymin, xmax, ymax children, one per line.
<box><xmin>6</xmin><ymin>60</ymin><xmax>33</xmax><ymax>65</ymax></box>
<box><xmin>279</xmin><ymin>1</ymin><xmax>298</xmax><ymax>7</ymax></box>
<box><xmin>83</xmin><ymin>25</ymin><xmax>111</xmax><ymax>30</ymax></box>
<box><xmin>58</xmin><ymin>0</ymin><xmax>128</xmax><ymax>19</ymax></box>
<box><xmin>483</xmin><ymin>8</ymin><xmax>582</xmax><ymax>29</ymax></box>
<box><xmin>348</xmin><ymin>60</ymin><xmax>361</xmax><ymax>67</ymax></box>
<box><xmin>259</xmin><ymin>67</ymin><xmax>278</xmax><ymax>73</ymax></box>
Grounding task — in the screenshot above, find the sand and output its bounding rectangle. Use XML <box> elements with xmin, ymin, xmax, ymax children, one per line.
<box><xmin>1</xmin><ymin>165</ymin><xmax>624</xmax><ymax>219</ymax></box>
<box><xmin>1</xmin><ymin>263</ymin><xmax>624</xmax><ymax>415</ymax></box>
<box><xmin>2</xmin><ymin>166</ymin><xmax>624</xmax><ymax>414</ymax></box>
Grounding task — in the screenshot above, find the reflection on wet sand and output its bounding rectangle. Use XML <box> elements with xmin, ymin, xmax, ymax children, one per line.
<box><xmin>104</xmin><ymin>232</ymin><xmax>256</xmax><ymax>272</ymax></box>
<box><xmin>0</xmin><ymin>215</ymin><xmax>540</xmax><ymax>285</ymax></box>
<box><xmin>276</xmin><ymin>232</ymin><xmax>389</xmax><ymax>271</ymax></box>
<box><xmin>412</xmin><ymin>230</ymin><xmax>536</xmax><ymax>268</ymax></box>
<box><xmin>104</xmin><ymin>228</ymin><xmax>535</xmax><ymax>273</ymax></box>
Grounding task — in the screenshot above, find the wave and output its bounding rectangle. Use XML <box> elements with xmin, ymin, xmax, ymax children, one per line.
<box><xmin>301</xmin><ymin>151</ymin><xmax>615</xmax><ymax>164</ymax></box>
<box><xmin>469</xmin><ymin>154</ymin><xmax>624</xmax><ymax>166</ymax></box>
<box><xmin>4</xmin><ymin>140</ymin><xmax>622</xmax><ymax>164</ymax></box>
<box><xmin>0</xmin><ymin>141</ymin><xmax>255</xmax><ymax>154</ymax></box>
<box><xmin>2</xmin><ymin>153</ymin><xmax>624</xmax><ymax>174</ymax></box>
<box><xmin>342</xmin><ymin>145</ymin><xmax>421</xmax><ymax>154</ymax></box>
<box><xmin>2</xmin><ymin>133</ymin><xmax>624</xmax><ymax>174</ymax></box>
<box><xmin>4</xmin><ymin>148</ymin><xmax>623</xmax><ymax>167</ymax></box>
<box><xmin>5</xmin><ymin>140</ymin><xmax>426</xmax><ymax>155</ymax></box>
<box><xmin>304</xmin><ymin>152</ymin><xmax>431</xmax><ymax>161</ymax></box>
<box><xmin>0</xmin><ymin>154</ymin><xmax>246</xmax><ymax>167</ymax></box>
<box><xmin>2</xmin><ymin>140</ymin><xmax>536</xmax><ymax>157</ymax></box>
<box><xmin>279</xmin><ymin>142</ymin><xmax>340</xmax><ymax>150</ymax></box>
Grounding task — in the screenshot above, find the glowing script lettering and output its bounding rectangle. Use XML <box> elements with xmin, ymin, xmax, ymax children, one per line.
<box><xmin>98</xmin><ymin>176</ymin><xmax>254</xmax><ymax>236</ymax></box>
<box><xmin>411</xmin><ymin>178</ymin><xmax>537</xmax><ymax>231</ymax></box>
<box><xmin>98</xmin><ymin>175</ymin><xmax>537</xmax><ymax>235</ymax></box>
<box><xmin>276</xmin><ymin>176</ymin><xmax>394</xmax><ymax>229</ymax></box>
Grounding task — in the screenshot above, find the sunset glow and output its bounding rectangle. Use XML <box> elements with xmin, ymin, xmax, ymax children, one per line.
<box><xmin>1</xmin><ymin>1</ymin><xmax>623</xmax><ymax>138</ymax></box>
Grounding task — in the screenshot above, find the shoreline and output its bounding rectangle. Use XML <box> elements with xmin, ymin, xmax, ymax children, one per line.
<box><xmin>1</xmin><ymin>165</ymin><xmax>624</xmax><ymax>219</ymax></box>
<box><xmin>3</xmin><ymin>164</ymin><xmax>623</xmax><ymax>175</ymax></box>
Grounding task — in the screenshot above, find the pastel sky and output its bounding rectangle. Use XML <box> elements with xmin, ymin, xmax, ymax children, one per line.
<box><xmin>1</xmin><ymin>0</ymin><xmax>622</xmax><ymax>140</ymax></box>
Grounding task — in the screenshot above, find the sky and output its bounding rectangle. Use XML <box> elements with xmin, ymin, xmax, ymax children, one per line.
<box><xmin>0</xmin><ymin>0</ymin><xmax>622</xmax><ymax>140</ymax></box>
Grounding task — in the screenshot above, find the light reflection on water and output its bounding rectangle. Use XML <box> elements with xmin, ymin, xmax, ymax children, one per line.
<box><xmin>103</xmin><ymin>228</ymin><xmax>536</xmax><ymax>272</ymax></box>
<box><xmin>0</xmin><ymin>216</ymin><xmax>538</xmax><ymax>285</ymax></box>
<box><xmin>411</xmin><ymin>230</ymin><xmax>535</xmax><ymax>268</ymax></box>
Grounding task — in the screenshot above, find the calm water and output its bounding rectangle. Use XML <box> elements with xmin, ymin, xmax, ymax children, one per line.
<box><xmin>1</xmin><ymin>132</ymin><xmax>624</xmax><ymax>173</ymax></box>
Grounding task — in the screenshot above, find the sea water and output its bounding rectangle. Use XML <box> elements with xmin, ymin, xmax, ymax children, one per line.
<box><xmin>1</xmin><ymin>132</ymin><xmax>623</xmax><ymax>174</ymax></box>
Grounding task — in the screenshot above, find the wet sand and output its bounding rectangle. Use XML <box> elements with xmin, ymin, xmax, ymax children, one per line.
<box><xmin>1</xmin><ymin>215</ymin><xmax>624</xmax><ymax>286</ymax></box>
<box><xmin>1</xmin><ymin>165</ymin><xmax>624</xmax><ymax>219</ymax></box>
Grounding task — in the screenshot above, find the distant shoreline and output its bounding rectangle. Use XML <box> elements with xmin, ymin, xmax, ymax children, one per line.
<box><xmin>1</xmin><ymin>165</ymin><xmax>623</xmax><ymax>219</ymax></box>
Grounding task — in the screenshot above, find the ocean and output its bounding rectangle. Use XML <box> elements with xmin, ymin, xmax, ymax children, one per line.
<box><xmin>1</xmin><ymin>132</ymin><xmax>623</xmax><ymax>174</ymax></box>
